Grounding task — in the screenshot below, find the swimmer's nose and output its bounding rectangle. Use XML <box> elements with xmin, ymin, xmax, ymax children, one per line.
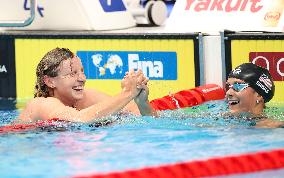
<box><xmin>77</xmin><ymin>72</ymin><xmax>86</xmax><ymax>82</ymax></box>
<box><xmin>225</xmin><ymin>88</ymin><xmax>235</xmax><ymax>98</ymax></box>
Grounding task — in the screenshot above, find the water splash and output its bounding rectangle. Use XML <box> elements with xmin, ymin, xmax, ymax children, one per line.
<box><xmin>265</xmin><ymin>102</ymin><xmax>284</xmax><ymax>121</ymax></box>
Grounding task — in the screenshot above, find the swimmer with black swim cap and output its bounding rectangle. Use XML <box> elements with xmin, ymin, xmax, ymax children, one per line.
<box><xmin>226</xmin><ymin>63</ymin><xmax>284</xmax><ymax>128</ymax></box>
<box><xmin>226</xmin><ymin>63</ymin><xmax>274</xmax><ymax>115</ymax></box>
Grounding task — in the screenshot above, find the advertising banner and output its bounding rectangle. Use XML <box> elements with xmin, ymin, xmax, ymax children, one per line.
<box><xmin>0</xmin><ymin>39</ymin><xmax>16</xmax><ymax>98</ymax></box>
<box><xmin>15</xmin><ymin>36</ymin><xmax>198</xmax><ymax>100</ymax></box>
<box><xmin>167</xmin><ymin>0</ymin><xmax>284</xmax><ymax>32</ymax></box>
<box><xmin>0</xmin><ymin>54</ymin><xmax>8</xmax><ymax>78</ymax></box>
<box><xmin>77</xmin><ymin>51</ymin><xmax>177</xmax><ymax>80</ymax></box>
<box><xmin>228</xmin><ymin>36</ymin><xmax>284</xmax><ymax>102</ymax></box>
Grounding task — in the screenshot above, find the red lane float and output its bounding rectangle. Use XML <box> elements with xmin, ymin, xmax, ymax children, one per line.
<box><xmin>0</xmin><ymin>118</ymin><xmax>63</xmax><ymax>133</ymax></box>
<box><xmin>73</xmin><ymin>148</ymin><xmax>284</xmax><ymax>178</ymax></box>
<box><xmin>150</xmin><ymin>84</ymin><xmax>225</xmax><ymax>110</ymax></box>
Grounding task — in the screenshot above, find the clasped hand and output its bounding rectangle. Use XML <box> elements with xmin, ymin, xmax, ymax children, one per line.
<box><xmin>121</xmin><ymin>69</ymin><xmax>149</xmax><ymax>103</ymax></box>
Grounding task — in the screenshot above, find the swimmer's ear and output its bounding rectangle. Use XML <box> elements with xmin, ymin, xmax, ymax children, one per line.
<box><xmin>43</xmin><ymin>75</ymin><xmax>55</xmax><ymax>88</ymax></box>
<box><xmin>256</xmin><ymin>93</ymin><xmax>264</xmax><ymax>104</ymax></box>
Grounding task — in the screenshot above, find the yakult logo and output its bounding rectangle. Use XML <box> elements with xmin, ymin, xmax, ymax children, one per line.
<box><xmin>249</xmin><ymin>52</ymin><xmax>284</xmax><ymax>81</ymax></box>
<box><xmin>185</xmin><ymin>0</ymin><xmax>263</xmax><ymax>13</ymax></box>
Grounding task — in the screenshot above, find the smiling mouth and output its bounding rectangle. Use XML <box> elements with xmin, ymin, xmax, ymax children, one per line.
<box><xmin>228</xmin><ymin>100</ymin><xmax>240</xmax><ymax>105</ymax></box>
<box><xmin>72</xmin><ymin>86</ymin><xmax>84</xmax><ymax>91</ymax></box>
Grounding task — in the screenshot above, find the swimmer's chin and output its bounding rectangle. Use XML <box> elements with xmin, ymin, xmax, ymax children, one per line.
<box><xmin>229</xmin><ymin>108</ymin><xmax>249</xmax><ymax>115</ymax></box>
<box><xmin>229</xmin><ymin>103</ymin><xmax>252</xmax><ymax>113</ymax></box>
<box><xmin>228</xmin><ymin>104</ymin><xmax>248</xmax><ymax>114</ymax></box>
<box><xmin>229</xmin><ymin>108</ymin><xmax>240</xmax><ymax>114</ymax></box>
<box><xmin>228</xmin><ymin>105</ymin><xmax>240</xmax><ymax>113</ymax></box>
<box><xmin>221</xmin><ymin>111</ymin><xmax>249</xmax><ymax>119</ymax></box>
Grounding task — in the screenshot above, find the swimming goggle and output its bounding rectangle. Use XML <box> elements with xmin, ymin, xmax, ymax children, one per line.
<box><xmin>225</xmin><ymin>82</ymin><xmax>249</xmax><ymax>92</ymax></box>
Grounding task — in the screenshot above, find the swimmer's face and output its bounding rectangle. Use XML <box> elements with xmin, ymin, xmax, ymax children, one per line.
<box><xmin>52</xmin><ymin>56</ymin><xmax>86</xmax><ymax>105</ymax></box>
<box><xmin>226</xmin><ymin>78</ymin><xmax>260</xmax><ymax>114</ymax></box>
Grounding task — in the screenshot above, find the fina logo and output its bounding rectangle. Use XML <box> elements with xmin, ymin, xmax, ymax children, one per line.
<box><xmin>99</xmin><ymin>0</ymin><xmax>126</xmax><ymax>12</ymax></box>
<box><xmin>128</xmin><ymin>54</ymin><xmax>163</xmax><ymax>78</ymax></box>
<box><xmin>0</xmin><ymin>65</ymin><xmax>7</xmax><ymax>73</ymax></box>
<box><xmin>77</xmin><ymin>51</ymin><xmax>177</xmax><ymax>80</ymax></box>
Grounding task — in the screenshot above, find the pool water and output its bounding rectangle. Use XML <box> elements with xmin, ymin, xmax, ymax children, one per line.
<box><xmin>0</xmin><ymin>100</ymin><xmax>284</xmax><ymax>177</ymax></box>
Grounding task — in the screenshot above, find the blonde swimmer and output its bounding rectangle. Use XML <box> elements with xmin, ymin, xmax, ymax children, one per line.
<box><xmin>15</xmin><ymin>48</ymin><xmax>157</xmax><ymax>124</ymax></box>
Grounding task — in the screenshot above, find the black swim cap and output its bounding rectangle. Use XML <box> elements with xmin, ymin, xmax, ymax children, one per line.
<box><xmin>228</xmin><ymin>63</ymin><xmax>275</xmax><ymax>103</ymax></box>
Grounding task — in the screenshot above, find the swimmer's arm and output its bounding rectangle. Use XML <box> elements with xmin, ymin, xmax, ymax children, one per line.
<box><xmin>118</xmin><ymin>100</ymin><xmax>140</xmax><ymax>115</ymax></box>
<box><xmin>135</xmin><ymin>100</ymin><xmax>158</xmax><ymax>117</ymax></box>
<box><xmin>15</xmin><ymin>91</ymin><xmax>135</xmax><ymax>124</ymax></box>
<box><xmin>119</xmin><ymin>93</ymin><xmax>157</xmax><ymax>117</ymax></box>
<box><xmin>133</xmin><ymin>85</ymin><xmax>158</xmax><ymax>117</ymax></box>
<box><xmin>255</xmin><ymin>119</ymin><xmax>284</xmax><ymax>128</ymax></box>
<box><xmin>83</xmin><ymin>89</ymin><xmax>153</xmax><ymax>116</ymax></box>
<box><xmin>46</xmin><ymin>92</ymin><xmax>136</xmax><ymax>123</ymax></box>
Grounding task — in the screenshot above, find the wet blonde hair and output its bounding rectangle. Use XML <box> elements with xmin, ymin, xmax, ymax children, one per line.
<box><xmin>34</xmin><ymin>48</ymin><xmax>74</xmax><ymax>98</ymax></box>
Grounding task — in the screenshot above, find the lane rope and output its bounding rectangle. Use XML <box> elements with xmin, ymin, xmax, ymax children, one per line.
<box><xmin>73</xmin><ymin>149</ymin><xmax>284</xmax><ymax>178</ymax></box>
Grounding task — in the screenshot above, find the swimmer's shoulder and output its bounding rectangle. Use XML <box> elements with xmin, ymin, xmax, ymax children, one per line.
<box><xmin>76</xmin><ymin>89</ymin><xmax>111</xmax><ymax>109</ymax></box>
<box><xmin>27</xmin><ymin>97</ymin><xmax>62</xmax><ymax>107</ymax></box>
<box><xmin>255</xmin><ymin>118</ymin><xmax>284</xmax><ymax>128</ymax></box>
<box><xmin>23</xmin><ymin>97</ymin><xmax>63</xmax><ymax>117</ymax></box>
<box><xmin>16</xmin><ymin>97</ymin><xmax>61</xmax><ymax>123</ymax></box>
